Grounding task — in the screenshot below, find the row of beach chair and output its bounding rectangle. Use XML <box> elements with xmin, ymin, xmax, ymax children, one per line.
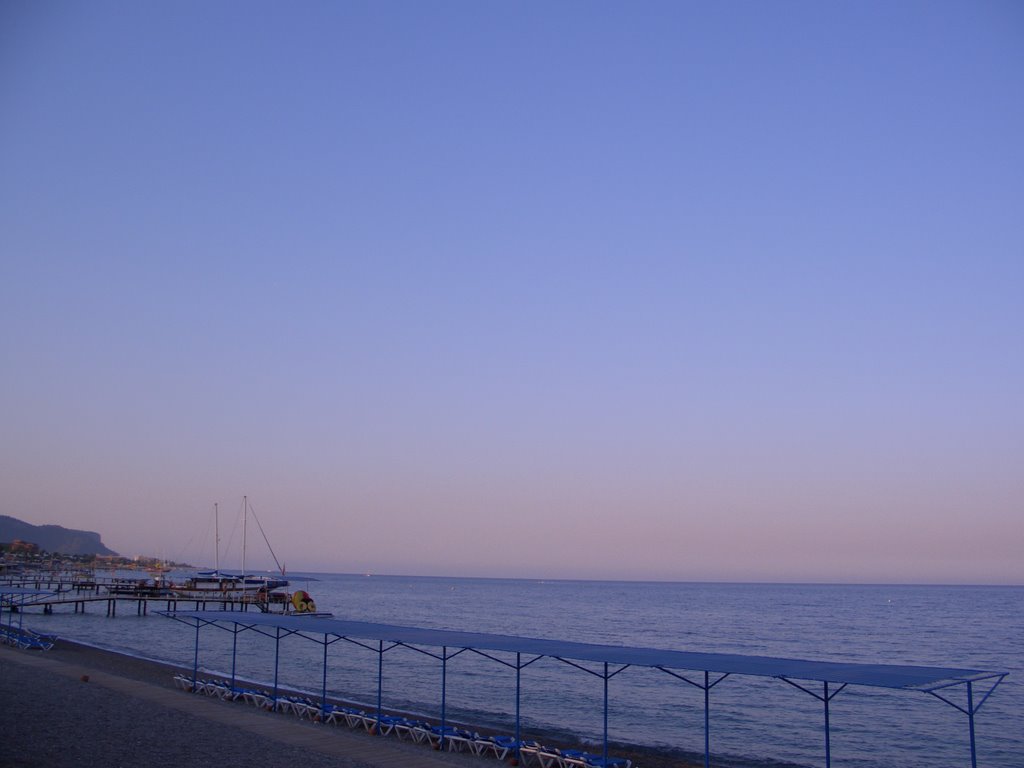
<box><xmin>0</xmin><ymin>625</ymin><xmax>55</xmax><ymax>651</ymax></box>
<box><xmin>172</xmin><ymin>674</ymin><xmax>631</xmax><ymax>767</ymax></box>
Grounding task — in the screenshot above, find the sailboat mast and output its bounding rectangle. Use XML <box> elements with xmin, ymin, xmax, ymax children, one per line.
<box><xmin>242</xmin><ymin>495</ymin><xmax>248</xmax><ymax>601</ymax></box>
<box><xmin>214</xmin><ymin>502</ymin><xmax>220</xmax><ymax>575</ymax></box>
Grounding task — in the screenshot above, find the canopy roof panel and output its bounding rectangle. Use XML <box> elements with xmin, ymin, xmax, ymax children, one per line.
<box><xmin>165</xmin><ymin>611</ymin><xmax>1002</xmax><ymax>691</ymax></box>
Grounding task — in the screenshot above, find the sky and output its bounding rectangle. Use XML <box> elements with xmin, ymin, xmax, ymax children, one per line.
<box><xmin>1</xmin><ymin>1</ymin><xmax>1022</xmax><ymax>584</ymax></box>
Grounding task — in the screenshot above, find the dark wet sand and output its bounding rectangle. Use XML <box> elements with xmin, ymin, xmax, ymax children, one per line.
<box><xmin>0</xmin><ymin>639</ymin><xmax>702</xmax><ymax>768</ymax></box>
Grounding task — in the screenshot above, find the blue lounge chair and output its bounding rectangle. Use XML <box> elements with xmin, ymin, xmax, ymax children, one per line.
<box><xmin>584</xmin><ymin>755</ymin><xmax>632</xmax><ymax>768</ymax></box>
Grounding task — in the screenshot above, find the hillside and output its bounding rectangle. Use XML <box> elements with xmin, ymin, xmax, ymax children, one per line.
<box><xmin>0</xmin><ymin>515</ymin><xmax>118</xmax><ymax>556</ymax></box>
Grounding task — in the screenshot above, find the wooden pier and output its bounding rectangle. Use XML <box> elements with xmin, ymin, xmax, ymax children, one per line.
<box><xmin>1</xmin><ymin>574</ymin><xmax>293</xmax><ymax>617</ymax></box>
<box><xmin>33</xmin><ymin>593</ymin><xmax>287</xmax><ymax>617</ymax></box>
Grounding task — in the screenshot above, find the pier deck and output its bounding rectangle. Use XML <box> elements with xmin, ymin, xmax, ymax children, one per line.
<box><xmin>1</xmin><ymin>576</ymin><xmax>292</xmax><ymax>616</ymax></box>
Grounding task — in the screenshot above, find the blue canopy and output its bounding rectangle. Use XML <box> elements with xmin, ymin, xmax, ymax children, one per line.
<box><xmin>166</xmin><ymin>610</ymin><xmax>999</xmax><ymax>690</ymax></box>
<box><xmin>164</xmin><ymin>609</ymin><xmax>1008</xmax><ymax>768</ymax></box>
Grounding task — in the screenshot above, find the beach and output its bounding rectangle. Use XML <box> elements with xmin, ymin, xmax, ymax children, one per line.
<box><xmin>5</xmin><ymin>579</ymin><xmax>1017</xmax><ymax>767</ymax></box>
<box><xmin>0</xmin><ymin>640</ymin><xmax>690</xmax><ymax>768</ymax></box>
<box><xmin>0</xmin><ymin>640</ymin><xmax>488</xmax><ymax>768</ymax></box>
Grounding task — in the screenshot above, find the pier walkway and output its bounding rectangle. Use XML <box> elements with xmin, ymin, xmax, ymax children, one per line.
<box><xmin>2</xmin><ymin>575</ymin><xmax>290</xmax><ymax>616</ymax></box>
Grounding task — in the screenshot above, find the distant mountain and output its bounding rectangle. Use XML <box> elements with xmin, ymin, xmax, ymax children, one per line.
<box><xmin>0</xmin><ymin>515</ymin><xmax>118</xmax><ymax>556</ymax></box>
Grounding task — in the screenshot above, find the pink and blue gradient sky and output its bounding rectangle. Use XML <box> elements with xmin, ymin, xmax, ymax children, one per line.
<box><xmin>2</xmin><ymin>1</ymin><xmax>1021</xmax><ymax>583</ymax></box>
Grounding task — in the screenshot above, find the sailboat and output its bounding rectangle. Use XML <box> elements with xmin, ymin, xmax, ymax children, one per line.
<box><xmin>175</xmin><ymin>498</ymin><xmax>290</xmax><ymax>599</ymax></box>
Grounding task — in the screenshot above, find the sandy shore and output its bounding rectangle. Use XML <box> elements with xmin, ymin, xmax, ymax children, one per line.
<box><xmin>0</xmin><ymin>639</ymin><xmax>702</xmax><ymax>768</ymax></box>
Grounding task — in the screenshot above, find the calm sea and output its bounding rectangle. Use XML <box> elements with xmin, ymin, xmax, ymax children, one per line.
<box><xmin>26</xmin><ymin>575</ymin><xmax>1023</xmax><ymax>767</ymax></box>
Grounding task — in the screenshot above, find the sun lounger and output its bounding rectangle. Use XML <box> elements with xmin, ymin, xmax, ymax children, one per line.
<box><xmin>367</xmin><ymin>713</ymin><xmax>407</xmax><ymax>736</ymax></box>
<box><xmin>516</xmin><ymin>741</ymin><xmax>543</xmax><ymax>766</ymax></box>
<box><xmin>241</xmin><ymin>688</ymin><xmax>272</xmax><ymax>708</ymax></box>
<box><xmin>392</xmin><ymin>718</ymin><xmax>429</xmax><ymax>741</ymax></box>
<box><xmin>313</xmin><ymin>703</ymin><xmax>361</xmax><ymax>725</ymax></box>
<box><xmin>313</xmin><ymin>703</ymin><xmax>334</xmax><ymax>723</ymax></box>
<box><xmin>537</xmin><ymin>747</ymin><xmax>567</xmax><ymax>768</ymax></box>
<box><xmin>409</xmin><ymin>723</ymin><xmax>432</xmax><ymax>743</ymax></box>
<box><xmin>559</xmin><ymin>749</ymin><xmax>591</xmax><ymax>768</ymax></box>
<box><xmin>172</xmin><ymin>673</ymin><xmax>191</xmax><ymax>690</ymax></box>
<box><xmin>314</xmin><ymin>703</ymin><xmax>350</xmax><ymax>724</ymax></box>
<box><xmin>538</xmin><ymin>747</ymin><xmax>595</xmax><ymax>768</ymax></box>
<box><xmin>474</xmin><ymin>735</ymin><xmax>530</xmax><ymax>760</ymax></box>
<box><xmin>341</xmin><ymin>708</ymin><xmax>370</xmax><ymax>729</ymax></box>
<box><xmin>201</xmin><ymin>679</ymin><xmax>229</xmax><ymax>698</ymax></box>
<box><xmin>24</xmin><ymin>628</ymin><xmax>57</xmax><ymax>649</ymax></box>
<box><xmin>273</xmin><ymin>695</ymin><xmax>302</xmax><ymax>716</ymax></box>
<box><xmin>474</xmin><ymin>735</ymin><xmax>511</xmax><ymax>759</ymax></box>
<box><xmin>0</xmin><ymin>626</ymin><xmax>55</xmax><ymax>651</ymax></box>
<box><xmin>421</xmin><ymin>724</ymin><xmax>472</xmax><ymax>749</ymax></box>
<box><xmin>225</xmin><ymin>685</ymin><xmax>249</xmax><ymax>701</ymax></box>
<box><xmin>583</xmin><ymin>756</ymin><xmax>631</xmax><ymax>768</ymax></box>
<box><xmin>291</xmin><ymin>696</ymin><xmax>317</xmax><ymax>718</ymax></box>
<box><xmin>534</xmin><ymin>747</ymin><xmax>632</xmax><ymax>768</ymax></box>
<box><xmin>442</xmin><ymin>727</ymin><xmax>479</xmax><ymax>752</ymax></box>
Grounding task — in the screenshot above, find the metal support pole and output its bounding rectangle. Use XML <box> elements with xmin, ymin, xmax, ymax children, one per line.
<box><xmin>968</xmin><ymin>682</ymin><xmax>976</xmax><ymax>768</ymax></box>
<box><xmin>656</xmin><ymin>666</ymin><xmax>728</xmax><ymax>768</ymax></box>
<box><xmin>192</xmin><ymin>620</ymin><xmax>200</xmax><ymax>689</ymax></box>
<box><xmin>321</xmin><ymin>638</ymin><xmax>329</xmax><ymax>720</ymax></box>
<box><xmin>441</xmin><ymin>646</ymin><xmax>448</xmax><ymax>751</ymax></box>
<box><xmin>230</xmin><ymin>626</ymin><xmax>239</xmax><ymax>688</ymax></box>
<box><xmin>272</xmin><ymin>626</ymin><xmax>281</xmax><ymax>709</ymax></box>
<box><xmin>704</xmin><ymin>671</ymin><xmax>710</xmax><ymax>768</ymax></box>
<box><xmin>824</xmin><ymin>681</ymin><xmax>831</xmax><ymax>768</ymax></box>
<box><xmin>779</xmin><ymin>677</ymin><xmax>846</xmax><ymax>768</ymax></box>
<box><xmin>515</xmin><ymin>654</ymin><xmax>522</xmax><ymax>765</ymax></box>
<box><xmin>603</xmin><ymin>662</ymin><xmax>610</xmax><ymax>765</ymax></box>
<box><xmin>925</xmin><ymin>672</ymin><xmax>1005</xmax><ymax>768</ymax></box>
<box><xmin>376</xmin><ymin>639</ymin><xmax>384</xmax><ymax>734</ymax></box>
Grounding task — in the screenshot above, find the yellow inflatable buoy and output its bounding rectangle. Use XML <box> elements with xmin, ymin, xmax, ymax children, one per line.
<box><xmin>291</xmin><ymin>590</ymin><xmax>316</xmax><ymax>613</ymax></box>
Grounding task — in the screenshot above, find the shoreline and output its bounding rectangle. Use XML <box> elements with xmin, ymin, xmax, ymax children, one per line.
<box><xmin>1</xmin><ymin>638</ymin><xmax>711</xmax><ymax>768</ymax></box>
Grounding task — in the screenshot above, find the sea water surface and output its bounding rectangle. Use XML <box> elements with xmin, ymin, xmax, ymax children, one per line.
<box><xmin>27</xmin><ymin>576</ymin><xmax>1022</xmax><ymax>767</ymax></box>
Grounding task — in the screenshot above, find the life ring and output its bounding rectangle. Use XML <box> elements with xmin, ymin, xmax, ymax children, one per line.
<box><xmin>291</xmin><ymin>590</ymin><xmax>316</xmax><ymax>613</ymax></box>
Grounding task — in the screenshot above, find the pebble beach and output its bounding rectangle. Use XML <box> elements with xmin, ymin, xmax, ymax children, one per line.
<box><xmin>0</xmin><ymin>640</ymin><xmax>693</xmax><ymax>768</ymax></box>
